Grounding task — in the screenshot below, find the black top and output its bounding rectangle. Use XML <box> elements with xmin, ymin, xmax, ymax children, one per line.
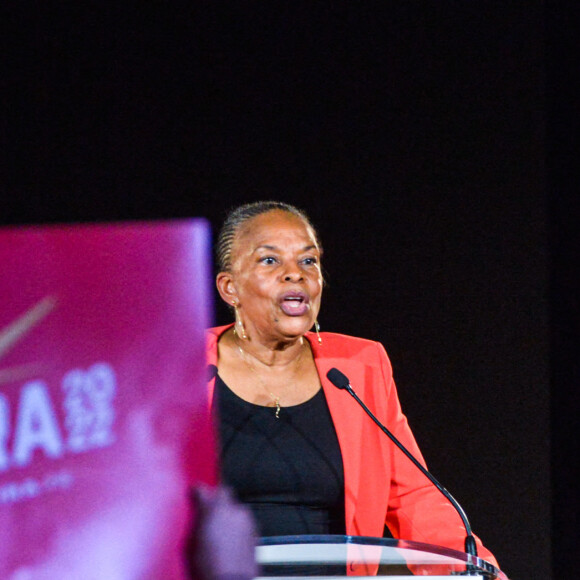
<box><xmin>215</xmin><ymin>374</ymin><xmax>346</xmax><ymax>537</ymax></box>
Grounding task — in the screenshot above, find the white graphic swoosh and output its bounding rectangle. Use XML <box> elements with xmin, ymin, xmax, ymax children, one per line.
<box><xmin>0</xmin><ymin>296</ymin><xmax>57</xmax><ymax>385</ymax></box>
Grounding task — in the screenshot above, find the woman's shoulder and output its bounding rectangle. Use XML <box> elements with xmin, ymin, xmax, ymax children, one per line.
<box><xmin>206</xmin><ymin>324</ymin><xmax>233</xmax><ymax>339</ymax></box>
<box><xmin>309</xmin><ymin>332</ymin><xmax>394</xmax><ymax>381</ymax></box>
<box><xmin>207</xmin><ymin>324</ymin><xmax>232</xmax><ymax>336</ymax></box>
<box><xmin>206</xmin><ymin>324</ymin><xmax>233</xmax><ymax>351</ymax></box>
<box><xmin>308</xmin><ymin>331</ymin><xmax>389</xmax><ymax>361</ymax></box>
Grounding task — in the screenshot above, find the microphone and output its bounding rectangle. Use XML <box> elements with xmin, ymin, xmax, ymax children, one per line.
<box><xmin>207</xmin><ymin>364</ymin><xmax>218</xmax><ymax>381</ymax></box>
<box><xmin>326</xmin><ymin>367</ymin><xmax>482</xmax><ymax>575</ymax></box>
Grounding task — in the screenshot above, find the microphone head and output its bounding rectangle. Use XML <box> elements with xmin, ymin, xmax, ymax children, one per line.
<box><xmin>327</xmin><ymin>368</ymin><xmax>350</xmax><ymax>389</ymax></box>
<box><xmin>207</xmin><ymin>364</ymin><xmax>218</xmax><ymax>381</ymax></box>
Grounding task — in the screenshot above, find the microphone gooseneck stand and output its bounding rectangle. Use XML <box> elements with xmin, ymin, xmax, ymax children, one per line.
<box><xmin>326</xmin><ymin>367</ymin><xmax>494</xmax><ymax>578</ymax></box>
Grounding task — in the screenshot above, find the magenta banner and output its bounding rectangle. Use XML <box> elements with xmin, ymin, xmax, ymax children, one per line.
<box><xmin>0</xmin><ymin>221</ymin><xmax>216</xmax><ymax>579</ymax></box>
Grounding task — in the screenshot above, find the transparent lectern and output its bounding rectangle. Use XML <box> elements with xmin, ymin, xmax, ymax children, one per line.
<box><xmin>256</xmin><ymin>535</ymin><xmax>508</xmax><ymax>579</ymax></box>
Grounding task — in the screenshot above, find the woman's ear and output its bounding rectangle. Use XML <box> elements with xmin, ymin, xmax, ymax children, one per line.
<box><xmin>216</xmin><ymin>272</ymin><xmax>238</xmax><ymax>306</ymax></box>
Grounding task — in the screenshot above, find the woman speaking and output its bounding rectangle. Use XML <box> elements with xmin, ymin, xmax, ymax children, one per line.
<box><xmin>206</xmin><ymin>201</ymin><xmax>498</xmax><ymax>568</ymax></box>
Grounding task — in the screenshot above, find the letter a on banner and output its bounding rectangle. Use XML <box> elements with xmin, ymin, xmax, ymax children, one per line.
<box><xmin>13</xmin><ymin>381</ymin><xmax>63</xmax><ymax>467</ymax></box>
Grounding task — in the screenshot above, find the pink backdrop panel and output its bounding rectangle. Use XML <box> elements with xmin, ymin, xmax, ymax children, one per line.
<box><xmin>0</xmin><ymin>220</ymin><xmax>216</xmax><ymax>579</ymax></box>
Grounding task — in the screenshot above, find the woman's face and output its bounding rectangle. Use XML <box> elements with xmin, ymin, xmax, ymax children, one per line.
<box><xmin>217</xmin><ymin>210</ymin><xmax>323</xmax><ymax>344</ymax></box>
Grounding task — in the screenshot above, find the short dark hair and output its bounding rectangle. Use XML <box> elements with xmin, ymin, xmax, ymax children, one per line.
<box><xmin>216</xmin><ymin>201</ymin><xmax>319</xmax><ymax>272</ymax></box>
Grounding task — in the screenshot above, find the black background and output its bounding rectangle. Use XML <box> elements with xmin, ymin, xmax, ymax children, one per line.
<box><xmin>3</xmin><ymin>3</ymin><xmax>578</xmax><ymax>579</ymax></box>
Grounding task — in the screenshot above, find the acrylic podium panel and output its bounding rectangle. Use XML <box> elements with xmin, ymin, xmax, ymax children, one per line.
<box><xmin>257</xmin><ymin>535</ymin><xmax>508</xmax><ymax>579</ymax></box>
<box><xmin>0</xmin><ymin>221</ymin><xmax>216</xmax><ymax>579</ymax></box>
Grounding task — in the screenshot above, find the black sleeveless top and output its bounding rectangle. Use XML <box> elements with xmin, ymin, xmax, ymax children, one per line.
<box><xmin>215</xmin><ymin>374</ymin><xmax>346</xmax><ymax>537</ymax></box>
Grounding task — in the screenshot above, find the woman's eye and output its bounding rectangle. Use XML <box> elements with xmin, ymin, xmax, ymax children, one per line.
<box><xmin>302</xmin><ymin>257</ymin><xmax>318</xmax><ymax>265</ymax></box>
<box><xmin>260</xmin><ymin>256</ymin><xmax>277</xmax><ymax>265</ymax></box>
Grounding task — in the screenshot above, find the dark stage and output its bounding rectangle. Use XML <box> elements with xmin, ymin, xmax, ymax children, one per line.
<box><xmin>4</xmin><ymin>3</ymin><xmax>577</xmax><ymax>579</ymax></box>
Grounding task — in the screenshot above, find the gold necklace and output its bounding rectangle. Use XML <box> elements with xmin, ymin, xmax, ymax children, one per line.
<box><xmin>234</xmin><ymin>335</ymin><xmax>304</xmax><ymax>419</ymax></box>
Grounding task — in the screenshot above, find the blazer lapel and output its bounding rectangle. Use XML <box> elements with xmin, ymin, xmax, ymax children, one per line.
<box><xmin>309</xmin><ymin>335</ymin><xmax>368</xmax><ymax>535</ymax></box>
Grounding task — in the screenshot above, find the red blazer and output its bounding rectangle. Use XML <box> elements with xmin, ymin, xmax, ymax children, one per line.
<box><xmin>206</xmin><ymin>325</ymin><xmax>498</xmax><ymax>569</ymax></box>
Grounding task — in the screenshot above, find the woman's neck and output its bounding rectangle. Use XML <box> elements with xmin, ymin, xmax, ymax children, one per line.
<box><xmin>230</xmin><ymin>327</ymin><xmax>306</xmax><ymax>369</ymax></box>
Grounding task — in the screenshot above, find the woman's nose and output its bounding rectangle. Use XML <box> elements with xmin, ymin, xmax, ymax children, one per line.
<box><xmin>283</xmin><ymin>264</ymin><xmax>303</xmax><ymax>282</ymax></box>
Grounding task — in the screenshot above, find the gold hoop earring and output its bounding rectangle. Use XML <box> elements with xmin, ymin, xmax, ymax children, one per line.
<box><xmin>234</xmin><ymin>304</ymin><xmax>248</xmax><ymax>340</ymax></box>
<box><xmin>314</xmin><ymin>320</ymin><xmax>322</xmax><ymax>345</ymax></box>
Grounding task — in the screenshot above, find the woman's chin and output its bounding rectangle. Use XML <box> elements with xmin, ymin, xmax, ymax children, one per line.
<box><xmin>274</xmin><ymin>316</ymin><xmax>313</xmax><ymax>340</ymax></box>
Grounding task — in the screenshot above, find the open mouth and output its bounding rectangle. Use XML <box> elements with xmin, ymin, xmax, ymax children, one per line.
<box><xmin>279</xmin><ymin>292</ymin><xmax>310</xmax><ymax>316</ymax></box>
